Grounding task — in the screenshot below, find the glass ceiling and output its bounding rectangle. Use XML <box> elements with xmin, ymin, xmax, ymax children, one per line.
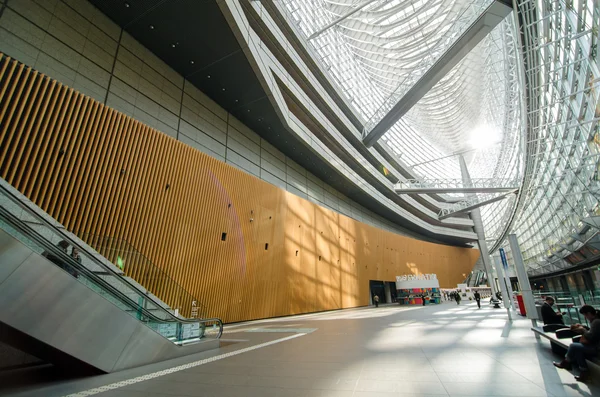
<box><xmin>280</xmin><ymin>0</ymin><xmax>600</xmax><ymax>275</ymax></box>
<box><xmin>502</xmin><ymin>0</ymin><xmax>600</xmax><ymax>276</ymax></box>
<box><xmin>282</xmin><ymin>0</ymin><xmax>522</xmax><ymax>241</ymax></box>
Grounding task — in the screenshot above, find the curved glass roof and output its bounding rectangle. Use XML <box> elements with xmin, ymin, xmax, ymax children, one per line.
<box><xmin>505</xmin><ymin>0</ymin><xmax>600</xmax><ymax>275</ymax></box>
<box><xmin>281</xmin><ymin>0</ymin><xmax>600</xmax><ymax>275</ymax></box>
<box><xmin>283</xmin><ymin>0</ymin><xmax>522</xmax><ymax>235</ymax></box>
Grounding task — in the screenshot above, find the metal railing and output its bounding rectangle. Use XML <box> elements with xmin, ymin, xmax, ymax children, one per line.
<box><xmin>532</xmin><ymin>289</ymin><xmax>600</xmax><ymax>327</ymax></box>
<box><xmin>82</xmin><ymin>233</ymin><xmax>207</xmax><ymax>319</ymax></box>
<box><xmin>0</xmin><ymin>182</ymin><xmax>222</xmax><ymax>344</ymax></box>
<box><xmin>395</xmin><ymin>178</ymin><xmax>519</xmax><ymax>191</ymax></box>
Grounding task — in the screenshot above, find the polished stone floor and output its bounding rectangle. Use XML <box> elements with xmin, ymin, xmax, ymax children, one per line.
<box><xmin>4</xmin><ymin>301</ymin><xmax>600</xmax><ymax>397</ymax></box>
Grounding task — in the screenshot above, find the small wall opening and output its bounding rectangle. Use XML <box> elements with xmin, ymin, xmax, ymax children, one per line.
<box><xmin>221</xmin><ymin>232</ymin><xmax>227</xmax><ymax>241</ymax></box>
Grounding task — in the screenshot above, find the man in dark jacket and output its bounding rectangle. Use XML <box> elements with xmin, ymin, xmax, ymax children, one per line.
<box><xmin>454</xmin><ymin>291</ymin><xmax>461</xmax><ymax>305</ymax></box>
<box><xmin>553</xmin><ymin>305</ymin><xmax>600</xmax><ymax>382</ymax></box>
<box><xmin>474</xmin><ymin>291</ymin><xmax>481</xmax><ymax>309</ymax></box>
<box><xmin>541</xmin><ymin>297</ymin><xmax>564</xmax><ymax>325</ymax></box>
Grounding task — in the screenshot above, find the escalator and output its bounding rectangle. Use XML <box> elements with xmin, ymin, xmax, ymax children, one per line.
<box><xmin>0</xmin><ymin>181</ymin><xmax>223</xmax><ymax>373</ymax></box>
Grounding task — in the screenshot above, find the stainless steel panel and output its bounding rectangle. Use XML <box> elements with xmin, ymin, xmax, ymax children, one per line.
<box><xmin>0</xmin><ymin>230</ymin><xmax>220</xmax><ymax>372</ymax></box>
<box><xmin>112</xmin><ymin>326</ymin><xmax>220</xmax><ymax>372</ymax></box>
<box><xmin>0</xmin><ymin>232</ymin><xmax>139</xmax><ymax>372</ymax></box>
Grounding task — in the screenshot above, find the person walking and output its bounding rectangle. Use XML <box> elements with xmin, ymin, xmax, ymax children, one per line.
<box><xmin>422</xmin><ymin>293</ymin><xmax>427</xmax><ymax>306</ymax></box>
<box><xmin>455</xmin><ymin>291</ymin><xmax>461</xmax><ymax>305</ymax></box>
<box><xmin>474</xmin><ymin>291</ymin><xmax>481</xmax><ymax>309</ymax></box>
<box><xmin>374</xmin><ymin>294</ymin><xmax>379</xmax><ymax>308</ymax></box>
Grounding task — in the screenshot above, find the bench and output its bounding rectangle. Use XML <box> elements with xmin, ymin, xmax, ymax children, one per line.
<box><xmin>531</xmin><ymin>326</ymin><xmax>600</xmax><ymax>368</ymax></box>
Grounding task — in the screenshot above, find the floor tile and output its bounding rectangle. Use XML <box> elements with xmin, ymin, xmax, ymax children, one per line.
<box><xmin>7</xmin><ymin>302</ymin><xmax>589</xmax><ymax>397</ymax></box>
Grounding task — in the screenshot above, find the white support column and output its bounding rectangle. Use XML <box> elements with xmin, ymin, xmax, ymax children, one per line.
<box><xmin>493</xmin><ymin>254</ymin><xmax>512</xmax><ymax>320</ymax></box>
<box><xmin>458</xmin><ymin>156</ymin><xmax>498</xmax><ymax>299</ymax></box>
<box><xmin>508</xmin><ymin>234</ymin><xmax>539</xmax><ymax>327</ymax></box>
<box><xmin>472</xmin><ymin>210</ymin><xmax>499</xmax><ymax>298</ymax></box>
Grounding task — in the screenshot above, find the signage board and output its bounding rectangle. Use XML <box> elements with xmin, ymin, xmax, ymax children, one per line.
<box><xmin>499</xmin><ymin>248</ymin><xmax>509</xmax><ymax>270</ymax></box>
<box><xmin>395</xmin><ymin>274</ymin><xmax>439</xmax><ymax>289</ymax></box>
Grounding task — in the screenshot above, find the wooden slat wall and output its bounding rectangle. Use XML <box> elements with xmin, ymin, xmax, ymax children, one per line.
<box><xmin>0</xmin><ymin>55</ymin><xmax>480</xmax><ymax>323</ymax></box>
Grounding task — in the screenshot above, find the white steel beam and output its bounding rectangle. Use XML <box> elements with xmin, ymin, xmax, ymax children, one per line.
<box><xmin>363</xmin><ymin>0</ymin><xmax>513</xmax><ymax>147</ymax></box>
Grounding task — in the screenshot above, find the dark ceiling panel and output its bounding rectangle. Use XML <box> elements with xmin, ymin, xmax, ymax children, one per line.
<box><xmin>186</xmin><ymin>51</ymin><xmax>265</xmax><ymax>110</ymax></box>
<box><xmin>90</xmin><ymin>0</ymin><xmax>242</xmax><ymax>73</ymax></box>
<box><xmin>230</xmin><ymin>96</ymin><xmax>280</xmax><ymax>139</ymax></box>
<box><xmin>89</xmin><ymin>0</ymin><xmax>167</xmax><ymax>27</ymax></box>
<box><xmin>125</xmin><ymin>0</ymin><xmax>241</xmax><ymax>73</ymax></box>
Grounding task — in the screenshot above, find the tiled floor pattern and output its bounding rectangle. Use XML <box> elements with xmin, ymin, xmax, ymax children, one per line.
<box><xmin>7</xmin><ymin>302</ymin><xmax>600</xmax><ymax>396</ymax></box>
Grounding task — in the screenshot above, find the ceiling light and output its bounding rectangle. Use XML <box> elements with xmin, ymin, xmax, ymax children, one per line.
<box><xmin>207</xmin><ymin>75</ymin><xmax>211</xmax><ymax>78</ymax></box>
<box><xmin>189</xmin><ymin>60</ymin><xmax>194</xmax><ymax>64</ymax></box>
<box><xmin>124</xmin><ymin>2</ymin><xmax>130</xmax><ymax>7</ymax></box>
<box><xmin>171</xmin><ymin>43</ymin><xmax>176</xmax><ymax>48</ymax></box>
<box><xmin>222</xmin><ymin>88</ymin><xmax>226</xmax><ymax>91</ymax></box>
<box><xmin>149</xmin><ymin>25</ymin><xmax>154</xmax><ymax>30</ymax></box>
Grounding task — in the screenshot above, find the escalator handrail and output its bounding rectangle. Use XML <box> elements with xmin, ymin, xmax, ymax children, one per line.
<box><xmin>0</xmin><ymin>204</ymin><xmax>224</xmax><ymax>342</ymax></box>
<box><xmin>0</xmin><ymin>204</ymin><xmax>198</xmax><ymax>328</ymax></box>
<box><xmin>0</xmin><ymin>183</ymin><xmax>205</xmax><ymax>327</ymax></box>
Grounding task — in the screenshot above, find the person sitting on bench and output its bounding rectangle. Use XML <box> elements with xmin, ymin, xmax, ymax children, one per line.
<box><xmin>553</xmin><ymin>305</ymin><xmax>600</xmax><ymax>382</ymax></box>
<box><xmin>541</xmin><ymin>296</ymin><xmax>564</xmax><ymax>325</ymax></box>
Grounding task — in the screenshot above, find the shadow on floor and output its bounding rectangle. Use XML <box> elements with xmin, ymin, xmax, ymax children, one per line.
<box><xmin>0</xmin><ymin>363</ymin><xmax>89</xmax><ymax>395</ymax></box>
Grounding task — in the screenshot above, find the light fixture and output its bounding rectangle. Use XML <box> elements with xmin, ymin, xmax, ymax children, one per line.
<box><xmin>207</xmin><ymin>75</ymin><xmax>211</xmax><ymax>78</ymax></box>
<box><xmin>190</xmin><ymin>60</ymin><xmax>194</xmax><ymax>65</ymax></box>
<box><xmin>149</xmin><ymin>25</ymin><xmax>154</xmax><ymax>30</ymax></box>
<box><xmin>171</xmin><ymin>43</ymin><xmax>176</xmax><ymax>48</ymax></box>
<box><xmin>124</xmin><ymin>2</ymin><xmax>130</xmax><ymax>7</ymax></box>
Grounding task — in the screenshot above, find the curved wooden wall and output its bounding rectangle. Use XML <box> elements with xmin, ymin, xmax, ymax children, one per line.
<box><xmin>0</xmin><ymin>54</ymin><xmax>479</xmax><ymax>323</ymax></box>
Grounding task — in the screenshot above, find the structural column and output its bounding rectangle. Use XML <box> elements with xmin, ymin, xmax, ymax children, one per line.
<box><xmin>508</xmin><ymin>234</ymin><xmax>539</xmax><ymax>324</ymax></box>
<box><xmin>497</xmin><ymin>249</ymin><xmax>517</xmax><ymax>309</ymax></box>
<box><xmin>458</xmin><ymin>156</ymin><xmax>498</xmax><ymax>298</ymax></box>
<box><xmin>493</xmin><ymin>254</ymin><xmax>513</xmax><ymax>320</ymax></box>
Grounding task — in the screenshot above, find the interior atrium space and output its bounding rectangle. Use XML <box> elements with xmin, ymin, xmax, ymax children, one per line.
<box><xmin>1</xmin><ymin>0</ymin><xmax>600</xmax><ymax>396</ymax></box>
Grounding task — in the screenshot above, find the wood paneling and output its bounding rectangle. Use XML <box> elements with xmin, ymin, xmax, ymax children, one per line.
<box><xmin>0</xmin><ymin>54</ymin><xmax>479</xmax><ymax>323</ymax></box>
